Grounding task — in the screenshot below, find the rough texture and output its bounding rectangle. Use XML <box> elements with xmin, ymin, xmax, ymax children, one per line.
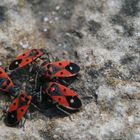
<box><xmin>0</xmin><ymin>0</ymin><xmax>140</xmax><ymax>139</ymax></box>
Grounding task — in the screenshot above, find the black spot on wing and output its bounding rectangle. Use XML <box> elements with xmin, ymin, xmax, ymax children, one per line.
<box><xmin>65</xmin><ymin>63</ymin><xmax>80</xmax><ymax>74</ymax></box>
<box><xmin>66</xmin><ymin>96</ymin><xmax>82</xmax><ymax>109</ymax></box>
<box><xmin>1</xmin><ymin>79</ymin><xmax>10</xmax><ymax>90</ymax></box>
<box><xmin>6</xmin><ymin>79</ymin><xmax>10</xmax><ymax>86</ymax></box>
<box><xmin>9</xmin><ymin>59</ymin><xmax>22</xmax><ymax>70</ymax></box>
<box><xmin>4</xmin><ymin>110</ymin><xmax>19</xmax><ymax>127</ymax></box>
<box><xmin>0</xmin><ymin>78</ymin><xmax>10</xmax><ymax>90</ymax></box>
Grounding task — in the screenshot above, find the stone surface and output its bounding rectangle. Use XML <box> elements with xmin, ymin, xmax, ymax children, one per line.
<box><xmin>0</xmin><ymin>0</ymin><xmax>140</xmax><ymax>139</ymax></box>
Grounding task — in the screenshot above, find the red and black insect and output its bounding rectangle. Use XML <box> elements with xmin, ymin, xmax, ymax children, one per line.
<box><xmin>0</xmin><ymin>48</ymin><xmax>82</xmax><ymax>127</ymax></box>
<box><xmin>40</xmin><ymin>60</ymin><xmax>82</xmax><ymax>112</ymax></box>
<box><xmin>9</xmin><ymin>49</ymin><xmax>44</xmax><ymax>70</ymax></box>
<box><xmin>0</xmin><ymin>67</ymin><xmax>15</xmax><ymax>95</ymax></box>
<box><xmin>4</xmin><ymin>92</ymin><xmax>32</xmax><ymax>127</ymax></box>
<box><xmin>43</xmin><ymin>82</ymin><xmax>82</xmax><ymax>111</ymax></box>
<box><xmin>41</xmin><ymin>60</ymin><xmax>80</xmax><ymax>79</ymax></box>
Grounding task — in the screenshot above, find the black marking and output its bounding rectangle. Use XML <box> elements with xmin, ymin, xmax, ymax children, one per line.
<box><xmin>47</xmin><ymin>70</ymin><xmax>51</xmax><ymax>75</ymax></box>
<box><xmin>66</xmin><ymin>96</ymin><xmax>82</xmax><ymax>109</ymax></box>
<box><xmin>48</xmin><ymin>84</ymin><xmax>63</xmax><ymax>96</ymax></box>
<box><xmin>6</xmin><ymin>79</ymin><xmax>10</xmax><ymax>86</ymax></box>
<box><xmin>18</xmin><ymin>94</ymin><xmax>29</xmax><ymax>108</ymax></box>
<box><xmin>60</xmin><ymin>72</ymin><xmax>63</xmax><ymax>75</ymax></box>
<box><xmin>9</xmin><ymin>59</ymin><xmax>22</xmax><ymax>70</ymax></box>
<box><xmin>0</xmin><ymin>78</ymin><xmax>11</xmax><ymax>90</ymax></box>
<box><xmin>65</xmin><ymin>63</ymin><xmax>80</xmax><ymax>74</ymax></box>
<box><xmin>47</xmin><ymin>64</ymin><xmax>51</xmax><ymax>69</ymax></box>
<box><xmin>29</xmin><ymin>49</ymin><xmax>39</xmax><ymax>57</ymax></box>
<box><xmin>59</xmin><ymin>63</ymin><xmax>62</xmax><ymax>66</ymax></box>
<box><xmin>4</xmin><ymin>110</ymin><xmax>19</xmax><ymax>127</ymax></box>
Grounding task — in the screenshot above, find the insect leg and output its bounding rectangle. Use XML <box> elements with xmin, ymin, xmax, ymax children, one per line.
<box><xmin>56</xmin><ymin>105</ymin><xmax>70</xmax><ymax>115</ymax></box>
<box><xmin>30</xmin><ymin>102</ymin><xmax>45</xmax><ymax>114</ymax></box>
<box><xmin>19</xmin><ymin>117</ymin><xmax>26</xmax><ymax>129</ymax></box>
<box><xmin>35</xmin><ymin>70</ymin><xmax>39</xmax><ymax>90</ymax></box>
<box><xmin>56</xmin><ymin>105</ymin><xmax>72</xmax><ymax>121</ymax></box>
<box><xmin>25</xmin><ymin>110</ymin><xmax>30</xmax><ymax>119</ymax></box>
<box><xmin>37</xmin><ymin>86</ymin><xmax>42</xmax><ymax>103</ymax></box>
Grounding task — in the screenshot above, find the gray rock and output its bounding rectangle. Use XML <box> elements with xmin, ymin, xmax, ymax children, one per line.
<box><xmin>0</xmin><ymin>0</ymin><xmax>140</xmax><ymax>139</ymax></box>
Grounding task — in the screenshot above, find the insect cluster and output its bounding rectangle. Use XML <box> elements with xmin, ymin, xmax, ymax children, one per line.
<box><xmin>0</xmin><ymin>49</ymin><xmax>82</xmax><ymax>127</ymax></box>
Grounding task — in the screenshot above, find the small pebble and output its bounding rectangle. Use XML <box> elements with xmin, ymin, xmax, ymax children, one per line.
<box><xmin>43</xmin><ymin>16</ymin><xmax>49</xmax><ymax>22</ymax></box>
<box><xmin>43</xmin><ymin>28</ymin><xmax>48</xmax><ymax>32</ymax></box>
<box><xmin>58</xmin><ymin>43</ymin><xmax>62</xmax><ymax>47</ymax></box>
<box><xmin>55</xmin><ymin>17</ymin><xmax>59</xmax><ymax>21</ymax></box>
<box><xmin>52</xmin><ymin>11</ymin><xmax>56</xmax><ymax>15</ymax></box>
<box><xmin>19</xmin><ymin>41</ymin><xmax>29</xmax><ymax>49</ymax></box>
<box><xmin>53</xmin><ymin>135</ymin><xmax>59</xmax><ymax>139</ymax></box>
<box><xmin>62</xmin><ymin>50</ymin><xmax>68</xmax><ymax>55</ymax></box>
<box><xmin>55</xmin><ymin>6</ymin><xmax>60</xmax><ymax>11</ymax></box>
<box><xmin>49</xmin><ymin>20</ymin><xmax>53</xmax><ymax>24</ymax></box>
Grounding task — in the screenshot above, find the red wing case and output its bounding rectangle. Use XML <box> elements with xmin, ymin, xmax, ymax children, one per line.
<box><xmin>41</xmin><ymin>60</ymin><xmax>80</xmax><ymax>79</ymax></box>
<box><xmin>9</xmin><ymin>49</ymin><xmax>44</xmax><ymax>70</ymax></box>
<box><xmin>43</xmin><ymin>82</ymin><xmax>82</xmax><ymax>110</ymax></box>
<box><xmin>5</xmin><ymin>93</ymin><xmax>32</xmax><ymax>126</ymax></box>
<box><xmin>0</xmin><ymin>67</ymin><xmax>15</xmax><ymax>94</ymax></box>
